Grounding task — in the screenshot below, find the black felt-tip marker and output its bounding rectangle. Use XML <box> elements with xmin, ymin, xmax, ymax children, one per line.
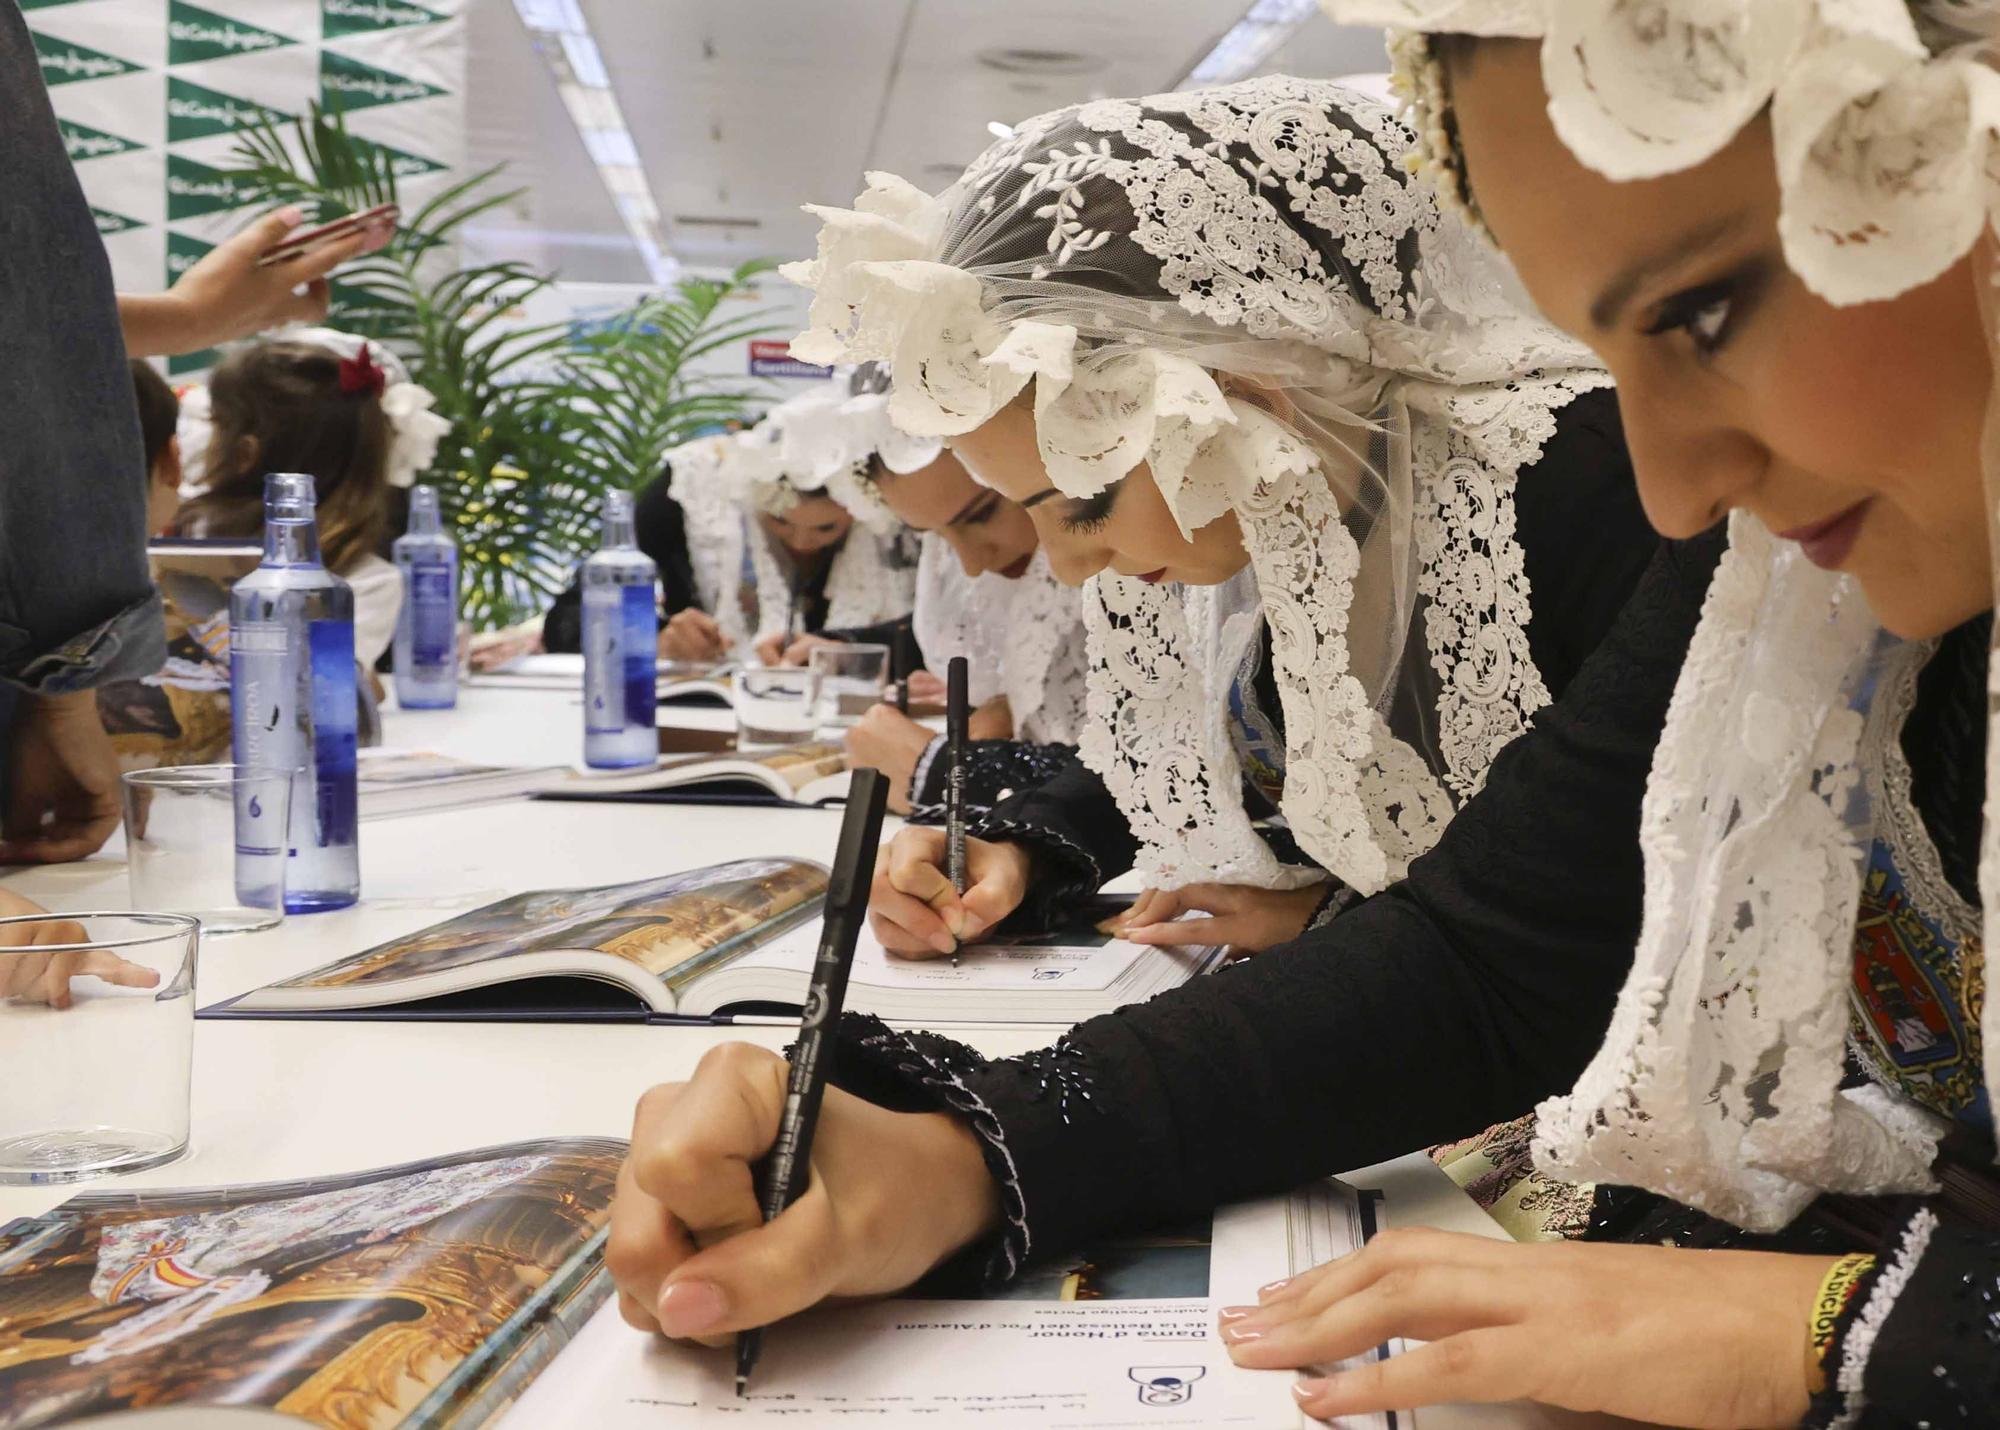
<box><xmin>944</xmin><ymin>656</ymin><xmax>969</xmax><ymax>967</ymax></box>
<box><xmin>734</xmin><ymin>767</ymin><xmax>891</xmax><ymax>1398</ymax></box>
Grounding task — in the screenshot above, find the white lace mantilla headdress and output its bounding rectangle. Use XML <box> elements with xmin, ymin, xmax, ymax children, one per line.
<box><xmin>1328</xmin><ymin>0</ymin><xmax>2000</xmax><ymax>306</ymax></box>
<box><xmin>665</xmin><ymin>391</ymin><xmax>919</xmax><ymax>648</ymax></box>
<box><xmin>786</xmin><ymin>76</ymin><xmax>1607</xmax><ymax>895</ymax></box>
<box><xmin>1322</xmin><ymin>0</ymin><xmax>2000</xmax><ymax>1229</ymax></box>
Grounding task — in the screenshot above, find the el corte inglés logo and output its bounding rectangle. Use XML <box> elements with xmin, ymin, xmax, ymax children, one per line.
<box><xmin>169</xmin><ymin>17</ymin><xmax>283</xmax><ymax>54</ymax></box>
<box><xmin>324</xmin><ymin>0</ymin><xmax>441</xmax><ymax>32</ymax></box>
<box><xmin>33</xmin><ymin>34</ymin><xmax>141</xmax><ymax>83</ymax></box>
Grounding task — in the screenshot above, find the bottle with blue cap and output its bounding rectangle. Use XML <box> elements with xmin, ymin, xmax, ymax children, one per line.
<box><xmin>391</xmin><ymin>483</ymin><xmax>459</xmax><ymax>709</ymax></box>
<box><xmin>581</xmin><ymin>487</ymin><xmax>659</xmax><ymax>769</ymax></box>
<box><xmin>229</xmin><ymin>472</ymin><xmax>361</xmax><ymax>912</ymax></box>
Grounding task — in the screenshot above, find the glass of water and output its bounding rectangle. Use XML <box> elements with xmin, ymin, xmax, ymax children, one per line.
<box><xmin>0</xmin><ymin>911</ymin><xmax>199</xmax><ymax>1184</ymax></box>
<box><xmin>807</xmin><ymin>642</ymin><xmax>890</xmax><ymax>730</ymax></box>
<box><xmin>122</xmin><ymin>764</ymin><xmax>291</xmax><ymax>934</ymax></box>
<box><xmin>732</xmin><ymin>667</ymin><xmax>816</xmax><ymax>751</ymax></box>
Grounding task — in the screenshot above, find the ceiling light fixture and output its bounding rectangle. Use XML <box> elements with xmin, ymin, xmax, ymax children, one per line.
<box><xmin>510</xmin><ymin>0</ymin><xmax>677</xmax><ymax>284</ymax></box>
<box><xmin>1178</xmin><ymin>0</ymin><xmax>1321</xmax><ymax>87</ymax></box>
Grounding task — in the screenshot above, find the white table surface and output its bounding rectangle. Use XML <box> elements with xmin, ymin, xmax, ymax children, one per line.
<box><xmin>0</xmin><ymin>685</ymin><xmax>1618</xmax><ymax>1428</ymax></box>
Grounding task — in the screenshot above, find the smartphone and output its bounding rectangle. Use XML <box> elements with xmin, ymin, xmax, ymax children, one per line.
<box><xmin>255</xmin><ymin>203</ymin><xmax>399</xmax><ymax>268</ymax></box>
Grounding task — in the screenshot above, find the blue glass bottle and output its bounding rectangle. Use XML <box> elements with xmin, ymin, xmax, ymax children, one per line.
<box><xmin>392</xmin><ymin>483</ymin><xmax>459</xmax><ymax>709</ymax></box>
<box><xmin>230</xmin><ymin>473</ymin><xmax>361</xmax><ymax>912</ymax></box>
<box><xmin>581</xmin><ymin>488</ymin><xmax>659</xmax><ymax>769</ymax></box>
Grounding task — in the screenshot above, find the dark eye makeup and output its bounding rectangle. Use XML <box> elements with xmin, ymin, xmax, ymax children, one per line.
<box><xmin>955</xmin><ymin>494</ymin><xmax>1000</xmax><ymax>529</ymax></box>
<box><xmin>1642</xmin><ymin>261</ymin><xmax>1767</xmax><ymax>360</ymax></box>
<box><xmin>1057</xmin><ymin>487</ymin><xmax>1117</xmax><ymax>535</ymax></box>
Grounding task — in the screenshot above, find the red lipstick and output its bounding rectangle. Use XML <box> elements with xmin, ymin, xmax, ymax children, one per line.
<box><xmin>1775</xmin><ymin>500</ymin><xmax>1872</xmax><ymax>572</ymax></box>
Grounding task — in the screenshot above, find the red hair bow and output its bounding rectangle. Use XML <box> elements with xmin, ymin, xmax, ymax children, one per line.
<box><xmin>338</xmin><ymin>344</ymin><xmax>387</xmax><ymax>398</ymax></box>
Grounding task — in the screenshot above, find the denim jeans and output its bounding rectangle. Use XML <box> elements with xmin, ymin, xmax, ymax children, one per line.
<box><xmin>0</xmin><ymin>0</ymin><xmax>166</xmax><ymax>698</ymax></box>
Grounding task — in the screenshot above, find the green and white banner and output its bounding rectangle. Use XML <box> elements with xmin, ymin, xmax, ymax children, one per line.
<box><xmin>29</xmin><ymin>0</ymin><xmax>467</xmax><ymax>373</ymax></box>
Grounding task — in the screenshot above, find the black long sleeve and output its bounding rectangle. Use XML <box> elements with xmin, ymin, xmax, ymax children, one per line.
<box><xmin>908</xmin><ymin>740</ymin><xmax>1079</xmax><ymax>828</ymax></box>
<box><xmin>834</xmin><ymin>528</ymin><xmax>1724</xmax><ymax>1273</ymax></box>
<box><xmin>543</xmin><ymin>466</ymin><xmax>702</xmax><ymax>653</ymax></box>
<box><xmin>1799</xmin><ymin>1186</ymin><xmax>2000</xmax><ymax>1428</ymax></box>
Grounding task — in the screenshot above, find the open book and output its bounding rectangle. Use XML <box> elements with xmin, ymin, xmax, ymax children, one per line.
<box><xmin>543</xmin><ymin>742</ymin><xmax>852</xmax><ymax>806</ymax></box>
<box><xmin>466</xmin><ymin>653</ymin><xmax>734</xmax><ymax>704</ymax></box>
<box><xmin>498</xmin><ymin>1178</ymin><xmax>1400</xmax><ymax>1430</ymax></box>
<box><xmin>356</xmin><ymin>744</ymin><xmax>850</xmax><ymax>815</ymax></box>
<box><xmin>357</xmin><ymin>748</ymin><xmax>570</xmax><ymax>818</ymax></box>
<box><xmin>204</xmin><ymin>859</ymin><xmax>1221</xmax><ymax>1024</ymax></box>
<box><xmin>0</xmin><ymin>1145</ymin><xmax>1396</xmax><ymax>1430</ymax></box>
<box><xmin>653</xmin><ymin>659</ymin><xmax>736</xmax><ymax>705</ymax></box>
<box><xmin>0</xmin><ymin>1138</ymin><xmax>621</xmax><ymax>1430</ymax></box>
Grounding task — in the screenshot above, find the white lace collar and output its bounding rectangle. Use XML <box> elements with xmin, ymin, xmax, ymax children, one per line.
<box><xmin>911</xmin><ymin>537</ymin><xmax>1087</xmax><ymax>745</ymax></box>
<box><xmin>1530</xmin><ymin>515</ymin><xmax>1964</xmax><ymax>1231</ymax></box>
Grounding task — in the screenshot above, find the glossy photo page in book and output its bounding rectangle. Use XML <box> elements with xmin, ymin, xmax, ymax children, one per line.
<box><xmin>0</xmin><ymin>1138</ymin><xmax>624</xmax><ymax>1430</ymax></box>
<box><xmin>498</xmin><ymin>1180</ymin><xmax>1400</xmax><ymax>1430</ymax></box>
<box><xmin>258</xmin><ymin>858</ymin><xmax>828</xmax><ymax>1002</ymax></box>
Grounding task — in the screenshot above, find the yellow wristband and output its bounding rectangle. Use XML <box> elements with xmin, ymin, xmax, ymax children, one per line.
<box><xmin>1808</xmin><ymin>1252</ymin><xmax>1878</xmax><ymax>1365</ymax></box>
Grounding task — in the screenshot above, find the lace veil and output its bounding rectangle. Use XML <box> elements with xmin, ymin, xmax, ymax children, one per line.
<box><xmin>787</xmin><ymin>77</ymin><xmax>1606</xmax><ymax>895</ymax></box>
<box><xmin>1324</xmin><ymin>0</ymin><xmax>2000</xmax><ymax>1230</ymax></box>
<box><xmin>912</xmin><ymin>538</ymin><xmax>1089</xmax><ymax>745</ymax></box>
<box><xmin>664</xmin><ymin>389</ymin><xmax>918</xmax><ymax>648</ymax></box>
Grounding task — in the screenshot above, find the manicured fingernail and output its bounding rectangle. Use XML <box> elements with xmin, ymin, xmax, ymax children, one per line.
<box><xmin>1293</xmin><ymin>1377</ymin><xmax>1330</xmax><ymax>1403</ymax></box>
<box><xmin>656</xmin><ymin>1280</ymin><xmax>728</xmax><ymax>1337</ymax></box>
<box><xmin>1218</xmin><ymin>1304</ymin><xmax>1260</xmax><ymax>1323</ymax></box>
<box><xmin>276</xmin><ymin>205</ymin><xmax>303</xmax><ymax>225</ymax></box>
<box><xmin>1258</xmin><ymin>1277</ymin><xmax>1293</xmax><ymax>1298</ymax></box>
<box><xmin>1219</xmin><ymin>1322</ymin><xmax>1264</xmax><ymax>1344</ymax></box>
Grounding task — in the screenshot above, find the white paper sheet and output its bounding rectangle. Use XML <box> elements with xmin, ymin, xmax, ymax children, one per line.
<box><xmin>499</xmin><ymin>1183</ymin><xmax>1400</xmax><ymax>1429</ymax></box>
<box><xmin>732</xmin><ymin>922</ymin><xmax>1151</xmax><ymax>995</ymax></box>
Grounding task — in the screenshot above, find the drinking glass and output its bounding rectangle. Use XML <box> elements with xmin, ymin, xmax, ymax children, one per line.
<box><xmin>0</xmin><ymin>912</ymin><xmax>199</xmax><ymax>1184</ymax></box>
<box><xmin>807</xmin><ymin>642</ymin><xmax>891</xmax><ymax>730</ymax></box>
<box><xmin>122</xmin><ymin>764</ymin><xmax>291</xmax><ymax>934</ymax></box>
<box><xmin>732</xmin><ymin>668</ymin><xmax>816</xmax><ymax>751</ymax></box>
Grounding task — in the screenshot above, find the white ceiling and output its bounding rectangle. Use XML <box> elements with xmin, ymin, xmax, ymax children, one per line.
<box><xmin>463</xmin><ymin>0</ymin><xmax>1389</xmax><ymax>283</ymax></box>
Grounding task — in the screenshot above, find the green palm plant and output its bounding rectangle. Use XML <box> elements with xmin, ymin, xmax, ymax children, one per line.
<box><xmin>222</xmin><ymin>106</ymin><xmax>780</xmax><ymax>628</ymax></box>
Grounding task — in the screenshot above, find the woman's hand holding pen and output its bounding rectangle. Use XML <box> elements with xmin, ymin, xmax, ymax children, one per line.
<box><xmin>754</xmin><ymin>632</ymin><xmax>844</xmax><ymax>667</ymax></box>
<box><xmin>660</xmin><ymin>610</ymin><xmax>730</xmax><ymax>663</ymax></box>
<box><xmin>608</xmin><ymin>1043</ymin><xmax>1001</xmax><ymax>1343</ymax></box>
<box><xmin>868</xmin><ymin>827</ymin><xmax>1030</xmax><ymax>959</ymax></box>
